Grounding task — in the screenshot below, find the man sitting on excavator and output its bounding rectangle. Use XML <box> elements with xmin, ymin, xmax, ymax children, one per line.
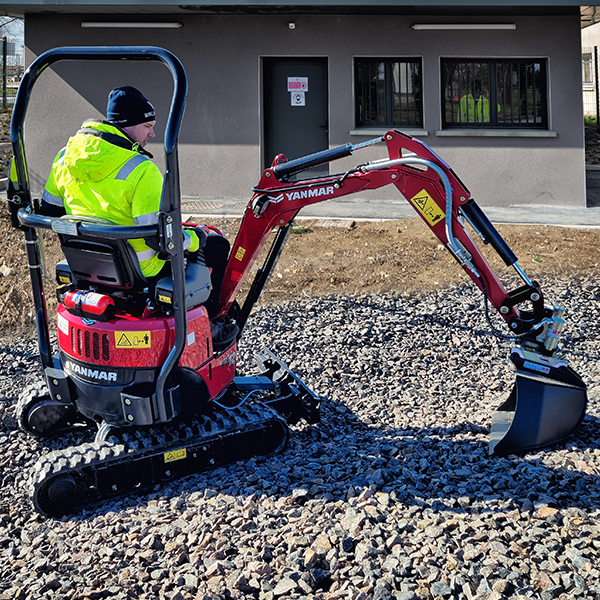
<box><xmin>40</xmin><ymin>85</ymin><xmax>237</xmax><ymax>347</ymax></box>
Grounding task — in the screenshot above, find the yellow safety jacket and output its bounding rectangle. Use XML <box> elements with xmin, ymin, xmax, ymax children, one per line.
<box><xmin>43</xmin><ymin>120</ymin><xmax>198</xmax><ymax>278</ymax></box>
<box><xmin>459</xmin><ymin>94</ymin><xmax>493</xmax><ymax>124</ymax></box>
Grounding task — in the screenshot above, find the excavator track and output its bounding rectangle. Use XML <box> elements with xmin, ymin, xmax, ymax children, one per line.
<box><xmin>29</xmin><ymin>401</ymin><xmax>288</xmax><ymax>518</ymax></box>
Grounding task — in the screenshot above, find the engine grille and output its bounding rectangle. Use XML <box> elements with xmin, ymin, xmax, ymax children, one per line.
<box><xmin>70</xmin><ymin>326</ymin><xmax>110</xmax><ymax>362</ymax></box>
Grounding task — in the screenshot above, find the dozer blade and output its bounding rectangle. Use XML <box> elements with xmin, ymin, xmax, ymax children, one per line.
<box><xmin>489</xmin><ymin>367</ymin><xmax>587</xmax><ymax>456</ymax></box>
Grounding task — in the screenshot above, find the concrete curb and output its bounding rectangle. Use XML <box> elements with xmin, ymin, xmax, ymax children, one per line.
<box><xmin>182</xmin><ymin>198</ymin><xmax>600</xmax><ymax>228</ymax></box>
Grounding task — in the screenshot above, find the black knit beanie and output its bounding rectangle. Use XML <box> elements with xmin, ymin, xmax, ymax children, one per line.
<box><xmin>106</xmin><ymin>86</ymin><xmax>156</xmax><ymax>128</ymax></box>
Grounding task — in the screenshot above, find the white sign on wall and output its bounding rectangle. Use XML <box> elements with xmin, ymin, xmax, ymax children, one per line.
<box><xmin>288</xmin><ymin>77</ymin><xmax>308</xmax><ymax>106</ymax></box>
<box><xmin>287</xmin><ymin>77</ymin><xmax>308</xmax><ymax>92</ymax></box>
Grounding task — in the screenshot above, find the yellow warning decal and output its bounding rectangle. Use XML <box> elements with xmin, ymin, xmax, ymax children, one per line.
<box><xmin>157</xmin><ymin>294</ymin><xmax>172</xmax><ymax>304</ymax></box>
<box><xmin>410</xmin><ymin>189</ymin><xmax>445</xmax><ymax>226</ymax></box>
<box><xmin>58</xmin><ymin>275</ymin><xmax>71</xmax><ymax>284</ymax></box>
<box><xmin>234</xmin><ymin>246</ymin><xmax>246</xmax><ymax>261</ymax></box>
<box><xmin>164</xmin><ymin>448</ymin><xmax>187</xmax><ymax>463</ymax></box>
<box><xmin>115</xmin><ymin>331</ymin><xmax>151</xmax><ymax>349</ymax></box>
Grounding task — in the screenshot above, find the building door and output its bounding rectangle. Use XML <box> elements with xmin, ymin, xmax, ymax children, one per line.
<box><xmin>263</xmin><ymin>57</ymin><xmax>329</xmax><ymax>178</ymax></box>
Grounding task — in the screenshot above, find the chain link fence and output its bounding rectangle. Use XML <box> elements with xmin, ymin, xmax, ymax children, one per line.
<box><xmin>1</xmin><ymin>35</ymin><xmax>24</xmax><ymax>109</ymax></box>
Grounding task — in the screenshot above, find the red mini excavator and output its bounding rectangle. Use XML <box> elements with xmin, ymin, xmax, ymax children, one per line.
<box><xmin>7</xmin><ymin>47</ymin><xmax>587</xmax><ymax>517</ymax></box>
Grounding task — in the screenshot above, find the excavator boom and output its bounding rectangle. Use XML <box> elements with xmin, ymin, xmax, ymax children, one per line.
<box><xmin>222</xmin><ymin>130</ymin><xmax>587</xmax><ymax>455</ymax></box>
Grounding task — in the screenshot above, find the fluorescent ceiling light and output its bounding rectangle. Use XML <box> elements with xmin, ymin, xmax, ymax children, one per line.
<box><xmin>411</xmin><ymin>23</ymin><xmax>516</xmax><ymax>30</ymax></box>
<box><xmin>81</xmin><ymin>22</ymin><xmax>182</xmax><ymax>29</ymax></box>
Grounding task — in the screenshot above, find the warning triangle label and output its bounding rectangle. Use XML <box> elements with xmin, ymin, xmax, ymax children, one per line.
<box><xmin>117</xmin><ymin>333</ymin><xmax>132</xmax><ymax>347</ymax></box>
<box><xmin>115</xmin><ymin>331</ymin><xmax>152</xmax><ymax>349</ymax></box>
<box><xmin>413</xmin><ymin>195</ymin><xmax>429</xmax><ymax>211</ymax></box>
<box><xmin>410</xmin><ymin>188</ymin><xmax>445</xmax><ymax>227</ymax></box>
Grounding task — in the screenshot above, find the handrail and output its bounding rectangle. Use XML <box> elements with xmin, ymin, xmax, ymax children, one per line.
<box><xmin>17</xmin><ymin>207</ymin><xmax>158</xmax><ymax>240</ymax></box>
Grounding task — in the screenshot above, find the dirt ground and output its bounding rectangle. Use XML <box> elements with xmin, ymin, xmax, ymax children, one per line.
<box><xmin>0</xmin><ymin>115</ymin><xmax>599</xmax><ymax>341</ymax></box>
<box><xmin>1</xmin><ymin>207</ymin><xmax>599</xmax><ymax>342</ymax></box>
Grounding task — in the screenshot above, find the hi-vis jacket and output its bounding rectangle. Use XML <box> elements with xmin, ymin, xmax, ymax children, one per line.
<box><xmin>43</xmin><ymin>120</ymin><xmax>199</xmax><ymax>278</ymax></box>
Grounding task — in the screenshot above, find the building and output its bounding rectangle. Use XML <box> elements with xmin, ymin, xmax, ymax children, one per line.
<box><xmin>582</xmin><ymin>10</ymin><xmax>600</xmax><ymax>118</ymax></box>
<box><xmin>0</xmin><ymin>2</ymin><xmax>588</xmax><ymax>207</ymax></box>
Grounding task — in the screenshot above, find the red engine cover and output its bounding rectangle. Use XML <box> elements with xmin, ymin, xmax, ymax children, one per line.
<box><xmin>56</xmin><ymin>304</ymin><xmax>236</xmax><ymax>399</ymax></box>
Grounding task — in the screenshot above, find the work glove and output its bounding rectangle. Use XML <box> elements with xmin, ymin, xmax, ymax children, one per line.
<box><xmin>183</xmin><ymin>225</ymin><xmax>209</xmax><ymax>263</ymax></box>
<box><xmin>183</xmin><ymin>226</ymin><xmax>208</xmax><ymax>251</ymax></box>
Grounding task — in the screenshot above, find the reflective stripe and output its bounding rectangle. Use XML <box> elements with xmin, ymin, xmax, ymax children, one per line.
<box><xmin>134</xmin><ymin>212</ymin><xmax>159</xmax><ymax>225</ymax></box>
<box><xmin>136</xmin><ymin>247</ymin><xmax>157</xmax><ymax>262</ymax></box>
<box><xmin>183</xmin><ymin>230</ymin><xmax>192</xmax><ymax>250</ymax></box>
<box><xmin>115</xmin><ymin>154</ymin><xmax>148</xmax><ymax>181</ymax></box>
<box><xmin>42</xmin><ymin>189</ymin><xmax>64</xmax><ymax>206</ymax></box>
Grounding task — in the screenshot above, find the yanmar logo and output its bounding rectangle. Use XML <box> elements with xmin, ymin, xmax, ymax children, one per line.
<box><xmin>65</xmin><ymin>360</ymin><xmax>118</xmax><ymax>382</ymax></box>
<box><xmin>284</xmin><ymin>186</ymin><xmax>335</xmax><ymax>202</ymax></box>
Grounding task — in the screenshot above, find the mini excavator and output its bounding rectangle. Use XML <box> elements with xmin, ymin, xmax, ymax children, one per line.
<box><xmin>7</xmin><ymin>47</ymin><xmax>587</xmax><ymax>517</ymax></box>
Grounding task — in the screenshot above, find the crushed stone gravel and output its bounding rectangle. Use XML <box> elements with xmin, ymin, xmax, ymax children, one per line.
<box><xmin>0</xmin><ymin>277</ymin><xmax>599</xmax><ymax>600</ymax></box>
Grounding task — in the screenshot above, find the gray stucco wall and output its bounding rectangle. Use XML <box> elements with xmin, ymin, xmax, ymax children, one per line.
<box><xmin>24</xmin><ymin>12</ymin><xmax>585</xmax><ymax>207</ymax></box>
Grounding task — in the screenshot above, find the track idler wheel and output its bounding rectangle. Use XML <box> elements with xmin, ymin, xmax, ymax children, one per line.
<box><xmin>17</xmin><ymin>382</ymin><xmax>90</xmax><ymax>437</ymax></box>
<box><xmin>45</xmin><ymin>475</ymin><xmax>78</xmax><ymax>504</ymax></box>
<box><xmin>489</xmin><ymin>366</ymin><xmax>587</xmax><ymax>456</ymax></box>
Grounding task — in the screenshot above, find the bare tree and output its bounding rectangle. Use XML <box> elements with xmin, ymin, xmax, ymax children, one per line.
<box><xmin>0</xmin><ymin>16</ymin><xmax>23</xmax><ymax>38</ymax></box>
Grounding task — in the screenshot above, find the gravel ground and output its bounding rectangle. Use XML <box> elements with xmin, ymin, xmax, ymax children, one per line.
<box><xmin>0</xmin><ymin>277</ymin><xmax>599</xmax><ymax>600</ymax></box>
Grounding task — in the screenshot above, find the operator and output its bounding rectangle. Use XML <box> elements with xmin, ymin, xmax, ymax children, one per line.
<box><xmin>41</xmin><ymin>85</ymin><xmax>237</xmax><ymax>347</ymax></box>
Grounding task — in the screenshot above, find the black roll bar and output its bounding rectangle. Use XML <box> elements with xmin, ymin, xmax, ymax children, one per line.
<box><xmin>9</xmin><ymin>46</ymin><xmax>188</xmax><ymax>408</ymax></box>
<box><xmin>17</xmin><ymin>208</ymin><xmax>158</xmax><ymax>240</ymax></box>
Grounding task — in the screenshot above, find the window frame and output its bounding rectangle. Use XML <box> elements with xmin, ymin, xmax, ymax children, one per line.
<box><xmin>354</xmin><ymin>57</ymin><xmax>423</xmax><ymax>129</ymax></box>
<box><xmin>582</xmin><ymin>51</ymin><xmax>594</xmax><ymax>87</ymax></box>
<box><xmin>441</xmin><ymin>58</ymin><xmax>549</xmax><ymax>130</ymax></box>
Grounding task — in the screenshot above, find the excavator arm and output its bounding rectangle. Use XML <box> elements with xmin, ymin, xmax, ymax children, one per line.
<box><xmin>221</xmin><ymin>130</ymin><xmax>587</xmax><ymax>455</ymax></box>
<box><xmin>223</xmin><ymin>131</ymin><xmax>550</xmax><ymax>342</ymax></box>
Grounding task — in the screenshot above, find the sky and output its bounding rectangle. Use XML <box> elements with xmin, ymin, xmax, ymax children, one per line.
<box><xmin>1</xmin><ymin>16</ymin><xmax>23</xmax><ymax>38</ymax></box>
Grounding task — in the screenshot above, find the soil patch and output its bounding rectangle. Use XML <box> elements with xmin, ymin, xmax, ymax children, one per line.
<box><xmin>1</xmin><ymin>208</ymin><xmax>599</xmax><ymax>342</ymax></box>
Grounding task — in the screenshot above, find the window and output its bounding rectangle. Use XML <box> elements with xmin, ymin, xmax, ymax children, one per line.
<box><xmin>441</xmin><ymin>59</ymin><xmax>548</xmax><ymax>129</ymax></box>
<box><xmin>582</xmin><ymin>51</ymin><xmax>594</xmax><ymax>86</ymax></box>
<box><xmin>355</xmin><ymin>58</ymin><xmax>423</xmax><ymax>128</ymax></box>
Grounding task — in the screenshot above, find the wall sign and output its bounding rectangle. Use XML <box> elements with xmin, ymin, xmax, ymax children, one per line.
<box><xmin>287</xmin><ymin>77</ymin><xmax>308</xmax><ymax>92</ymax></box>
<box><xmin>288</xmin><ymin>77</ymin><xmax>308</xmax><ymax>106</ymax></box>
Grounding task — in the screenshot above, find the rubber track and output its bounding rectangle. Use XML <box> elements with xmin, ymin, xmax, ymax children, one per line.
<box><xmin>17</xmin><ymin>381</ymin><xmax>90</xmax><ymax>437</ymax></box>
<box><xmin>29</xmin><ymin>402</ymin><xmax>289</xmax><ymax>518</ymax></box>
<box><xmin>17</xmin><ymin>381</ymin><xmax>51</xmax><ymax>433</ymax></box>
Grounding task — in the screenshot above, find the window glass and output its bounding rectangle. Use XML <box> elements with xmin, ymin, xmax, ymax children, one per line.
<box><xmin>442</xmin><ymin>59</ymin><xmax>548</xmax><ymax>129</ymax></box>
<box><xmin>583</xmin><ymin>53</ymin><xmax>593</xmax><ymax>85</ymax></box>
<box><xmin>355</xmin><ymin>58</ymin><xmax>422</xmax><ymax>128</ymax></box>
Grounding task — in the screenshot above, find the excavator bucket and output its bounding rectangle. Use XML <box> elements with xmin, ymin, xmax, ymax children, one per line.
<box><xmin>489</xmin><ymin>366</ymin><xmax>587</xmax><ymax>456</ymax></box>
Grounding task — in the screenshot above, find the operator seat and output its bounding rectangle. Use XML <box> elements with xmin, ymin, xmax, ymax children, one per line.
<box><xmin>55</xmin><ymin>215</ymin><xmax>213</xmax><ymax>311</ymax></box>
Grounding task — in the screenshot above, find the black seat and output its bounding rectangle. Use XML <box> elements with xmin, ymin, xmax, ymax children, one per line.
<box><xmin>56</xmin><ymin>214</ymin><xmax>146</xmax><ymax>293</ymax></box>
<box><xmin>56</xmin><ymin>216</ymin><xmax>213</xmax><ymax>311</ymax></box>
<box><xmin>58</xmin><ymin>235</ymin><xmax>146</xmax><ymax>291</ymax></box>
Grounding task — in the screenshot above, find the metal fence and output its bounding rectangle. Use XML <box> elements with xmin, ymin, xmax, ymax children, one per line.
<box><xmin>0</xmin><ymin>36</ymin><xmax>24</xmax><ymax>109</ymax></box>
